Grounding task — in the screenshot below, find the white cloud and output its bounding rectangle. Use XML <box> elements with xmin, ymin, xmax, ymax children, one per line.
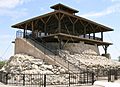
<box><xmin>111</xmin><ymin>0</ymin><xmax>120</xmax><ymax>2</ymax></box>
<box><xmin>104</xmin><ymin>0</ymin><xmax>120</xmax><ymax>2</ymax></box>
<box><xmin>75</xmin><ymin>0</ymin><xmax>81</xmax><ymax>3</ymax></box>
<box><xmin>80</xmin><ymin>4</ymin><xmax>120</xmax><ymax>18</ymax></box>
<box><xmin>0</xmin><ymin>0</ymin><xmax>32</xmax><ymax>20</ymax></box>
<box><xmin>0</xmin><ymin>0</ymin><xmax>32</xmax><ymax>9</ymax></box>
<box><xmin>0</xmin><ymin>9</ymin><xmax>28</xmax><ymax>20</ymax></box>
<box><xmin>0</xmin><ymin>35</ymin><xmax>11</xmax><ymax>39</ymax></box>
<box><xmin>0</xmin><ymin>0</ymin><xmax>20</xmax><ymax>9</ymax></box>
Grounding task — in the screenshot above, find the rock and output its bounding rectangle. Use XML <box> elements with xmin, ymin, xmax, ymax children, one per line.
<box><xmin>59</xmin><ymin>50</ymin><xmax>120</xmax><ymax>70</ymax></box>
<box><xmin>0</xmin><ymin>54</ymin><xmax>68</xmax><ymax>85</ymax></box>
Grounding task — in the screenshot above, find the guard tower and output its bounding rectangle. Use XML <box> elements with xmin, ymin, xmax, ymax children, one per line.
<box><xmin>12</xmin><ymin>3</ymin><xmax>113</xmax><ymax>57</ymax></box>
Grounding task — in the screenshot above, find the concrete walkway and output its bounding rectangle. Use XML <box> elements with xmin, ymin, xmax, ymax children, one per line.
<box><xmin>0</xmin><ymin>82</ymin><xmax>103</xmax><ymax>87</ymax></box>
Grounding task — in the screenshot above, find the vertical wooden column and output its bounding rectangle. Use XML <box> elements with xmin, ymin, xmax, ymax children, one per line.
<box><xmin>105</xmin><ymin>45</ymin><xmax>108</xmax><ymax>54</ymax></box>
<box><xmin>58</xmin><ymin>14</ymin><xmax>61</xmax><ymax>33</ymax></box>
<box><xmin>89</xmin><ymin>33</ymin><xmax>91</xmax><ymax>39</ymax></box>
<box><xmin>55</xmin><ymin>13</ymin><xmax>62</xmax><ymax>49</ymax></box>
<box><xmin>83</xmin><ymin>22</ymin><xmax>88</xmax><ymax>38</ymax></box>
<box><xmin>44</xmin><ymin>23</ymin><xmax>47</xmax><ymax>36</ymax></box>
<box><xmin>83</xmin><ymin>27</ymin><xmax>86</xmax><ymax>38</ymax></box>
<box><xmin>23</xmin><ymin>23</ymin><xmax>27</xmax><ymax>38</ymax></box>
<box><xmin>23</xmin><ymin>28</ymin><xmax>25</xmax><ymax>38</ymax></box>
<box><xmin>31</xmin><ymin>21</ymin><xmax>35</xmax><ymax>38</ymax></box>
<box><xmin>101</xmin><ymin>32</ymin><xmax>103</xmax><ymax>41</ymax></box>
<box><xmin>73</xmin><ymin>23</ymin><xmax>75</xmax><ymax>35</ymax></box>
<box><xmin>103</xmin><ymin>45</ymin><xmax>109</xmax><ymax>54</ymax></box>
<box><xmin>93</xmin><ymin>32</ymin><xmax>95</xmax><ymax>40</ymax></box>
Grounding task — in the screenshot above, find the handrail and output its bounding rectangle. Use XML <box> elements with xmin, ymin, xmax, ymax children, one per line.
<box><xmin>26</xmin><ymin>35</ymin><xmax>82</xmax><ymax>72</ymax></box>
<box><xmin>59</xmin><ymin>50</ymin><xmax>88</xmax><ymax>70</ymax></box>
<box><xmin>27</xmin><ymin>35</ymin><xmax>56</xmax><ymax>55</ymax></box>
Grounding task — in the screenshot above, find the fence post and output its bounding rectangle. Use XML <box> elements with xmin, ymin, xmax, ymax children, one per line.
<box><xmin>23</xmin><ymin>74</ymin><xmax>25</xmax><ymax>86</ymax></box>
<box><xmin>83</xmin><ymin>72</ymin><xmax>86</xmax><ymax>83</ymax></box>
<box><xmin>108</xmin><ymin>70</ymin><xmax>111</xmax><ymax>82</ymax></box>
<box><xmin>114</xmin><ymin>70</ymin><xmax>118</xmax><ymax>80</ymax></box>
<box><xmin>44</xmin><ymin>75</ymin><xmax>46</xmax><ymax>87</ymax></box>
<box><xmin>69</xmin><ymin>73</ymin><xmax>70</xmax><ymax>86</ymax></box>
<box><xmin>5</xmin><ymin>73</ymin><xmax>8</xmax><ymax>84</ymax></box>
<box><xmin>87</xmin><ymin>72</ymin><xmax>88</xmax><ymax>83</ymax></box>
<box><xmin>92</xmin><ymin>72</ymin><xmax>94</xmax><ymax>85</ymax></box>
<box><xmin>0</xmin><ymin>71</ymin><xmax>2</xmax><ymax>82</ymax></box>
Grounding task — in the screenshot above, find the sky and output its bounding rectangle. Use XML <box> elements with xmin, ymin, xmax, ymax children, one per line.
<box><xmin>0</xmin><ymin>0</ymin><xmax>120</xmax><ymax>60</ymax></box>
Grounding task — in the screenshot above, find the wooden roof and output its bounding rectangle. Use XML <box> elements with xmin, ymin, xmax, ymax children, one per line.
<box><xmin>50</xmin><ymin>3</ymin><xmax>79</xmax><ymax>14</ymax></box>
<box><xmin>12</xmin><ymin>4</ymin><xmax>113</xmax><ymax>33</ymax></box>
<box><xmin>39</xmin><ymin>33</ymin><xmax>112</xmax><ymax>46</ymax></box>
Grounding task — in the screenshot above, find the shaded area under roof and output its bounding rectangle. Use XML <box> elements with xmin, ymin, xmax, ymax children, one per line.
<box><xmin>12</xmin><ymin>10</ymin><xmax>113</xmax><ymax>33</ymax></box>
<box><xmin>39</xmin><ymin>33</ymin><xmax>113</xmax><ymax>46</ymax></box>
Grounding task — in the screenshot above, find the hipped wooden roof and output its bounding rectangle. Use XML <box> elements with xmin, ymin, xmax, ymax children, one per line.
<box><xmin>12</xmin><ymin>5</ymin><xmax>113</xmax><ymax>33</ymax></box>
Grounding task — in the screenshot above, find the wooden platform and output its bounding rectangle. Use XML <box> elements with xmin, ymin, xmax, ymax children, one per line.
<box><xmin>39</xmin><ymin>33</ymin><xmax>112</xmax><ymax>46</ymax></box>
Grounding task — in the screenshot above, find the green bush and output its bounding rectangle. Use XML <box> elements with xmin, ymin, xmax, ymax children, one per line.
<box><xmin>0</xmin><ymin>61</ymin><xmax>5</xmax><ymax>69</ymax></box>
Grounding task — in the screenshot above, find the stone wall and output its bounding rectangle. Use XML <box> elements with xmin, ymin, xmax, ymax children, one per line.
<box><xmin>64</xmin><ymin>42</ymin><xmax>99</xmax><ymax>55</ymax></box>
<box><xmin>45</xmin><ymin>42</ymin><xmax>100</xmax><ymax>55</ymax></box>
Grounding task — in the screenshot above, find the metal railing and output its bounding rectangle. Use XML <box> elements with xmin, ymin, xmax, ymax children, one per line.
<box><xmin>26</xmin><ymin>35</ymin><xmax>82</xmax><ymax>73</ymax></box>
<box><xmin>0</xmin><ymin>71</ymin><xmax>95</xmax><ymax>87</ymax></box>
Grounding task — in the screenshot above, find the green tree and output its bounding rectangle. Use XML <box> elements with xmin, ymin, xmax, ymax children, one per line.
<box><xmin>118</xmin><ymin>56</ymin><xmax>120</xmax><ymax>62</ymax></box>
<box><xmin>0</xmin><ymin>61</ymin><xmax>5</xmax><ymax>69</ymax></box>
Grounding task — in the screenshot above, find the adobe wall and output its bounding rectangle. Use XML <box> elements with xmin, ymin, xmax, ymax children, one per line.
<box><xmin>64</xmin><ymin>42</ymin><xmax>99</xmax><ymax>55</ymax></box>
<box><xmin>46</xmin><ymin>42</ymin><xmax>100</xmax><ymax>55</ymax></box>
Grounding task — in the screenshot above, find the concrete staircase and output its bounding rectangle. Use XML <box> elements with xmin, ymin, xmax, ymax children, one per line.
<box><xmin>15</xmin><ymin>37</ymin><xmax>81</xmax><ymax>73</ymax></box>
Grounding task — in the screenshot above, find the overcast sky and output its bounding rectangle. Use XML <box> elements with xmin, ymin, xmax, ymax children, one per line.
<box><xmin>0</xmin><ymin>0</ymin><xmax>120</xmax><ymax>60</ymax></box>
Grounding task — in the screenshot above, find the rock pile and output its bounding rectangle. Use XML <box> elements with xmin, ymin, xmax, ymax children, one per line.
<box><xmin>1</xmin><ymin>54</ymin><xmax>66</xmax><ymax>74</ymax></box>
<box><xmin>0</xmin><ymin>54</ymin><xmax>70</xmax><ymax>85</ymax></box>
<box><xmin>59</xmin><ymin>50</ymin><xmax>120</xmax><ymax>70</ymax></box>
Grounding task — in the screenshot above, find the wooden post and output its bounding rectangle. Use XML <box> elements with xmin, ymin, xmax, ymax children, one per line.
<box><xmin>58</xmin><ymin>20</ymin><xmax>61</xmax><ymax>33</ymax></box>
<box><xmin>31</xmin><ymin>21</ymin><xmax>35</xmax><ymax>37</ymax></box>
<box><xmin>103</xmin><ymin>45</ymin><xmax>109</xmax><ymax>54</ymax></box>
<box><xmin>105</xmin><ymin>45</ymin><xmax>108</xmax><ymax>54</ymax></box>
<box><xmin>73</xmin><ymin>23</ymin><xmax>75</xmax><ymax>35</ymax></box>
<box><xmin>44</xmin><ymin>23</ymin><xmax>47</xmax><ymax>36</ymax></box>
<box><xmin>93</xmin><ymin>32</ymin><xmax>95</xmax><ymax>40</ymax></box>
<box><xmin>59</xmin><ymin>38</ymin><xmax>62</xmax><ymax>49</ymax></box>
<box><xmin>101</xmin><ymin>32</ymin><xmax>103</xmax><ymax>41</ymax></box>
<box><xmin>23</xmin><ymin>24</ymin><xmax>27</xmax><ymax>38</ymax></box>
<box><xmin>23</xmin><ymin>28</ymin><xmax>25</xmax><ymax>38</ymax></box>
<box><xmin>83</xmin><ymin>26</ymin><xmax>86</xmax><ymax>38</ymax></box>
<box><xmin>89</xmin><ymin>33</ymin><xmax>91</xmax><ymax>39</ymax></box>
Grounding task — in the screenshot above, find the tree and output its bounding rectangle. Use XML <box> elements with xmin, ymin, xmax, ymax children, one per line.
<box><xmin>0</xmin><ymin>61</ymin><xmax>5</xmax><ymax>69</ymax></box>
<box><xmin>118</xmin><ymin>56</ymin><xmax>120</xmax><ymax>62</ymax></box>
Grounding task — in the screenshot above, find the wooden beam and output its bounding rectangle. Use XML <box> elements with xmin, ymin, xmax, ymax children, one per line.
<box><xmin>46</xmin><ymin>15</ymin><xmax>52</xmax><ymax>23</ymax></box>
